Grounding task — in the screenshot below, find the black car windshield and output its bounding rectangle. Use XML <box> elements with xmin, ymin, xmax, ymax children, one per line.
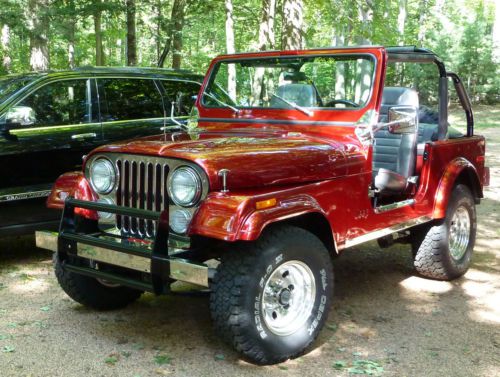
<box><xmin>202</xmin><ymin>54</ymin><xmax>375</xmax><ymax>111</ymax></box>
<box><xmin>0</xmin><ymin>75</ymin><xmax>38</xmax><ymax>105</ymax></box>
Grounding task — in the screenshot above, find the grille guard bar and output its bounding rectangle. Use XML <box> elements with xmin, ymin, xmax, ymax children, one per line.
<box><xmin>37</xmin><ymin>198</ymin><xmax>211</xmax><ymax>294</ymax></box>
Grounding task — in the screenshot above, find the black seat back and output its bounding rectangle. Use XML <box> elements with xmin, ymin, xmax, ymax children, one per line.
<box><xmin>373</xmin><ymin>87</ymin><xmax>419</xmax><ymax>191</ymax></box>
<box><xmin>270</xmin><ymin>84</ymin><xmax>317</xmax><ymax>107</ymax></box>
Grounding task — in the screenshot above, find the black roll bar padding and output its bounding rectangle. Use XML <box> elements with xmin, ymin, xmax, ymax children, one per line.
<box><xmin>386</xmin><ymin>46</ymin><xmax>449</xmax><ymax>140</ymax></box>
<box><xmin>447</xmin><ymin>72</ymin><xmax>474</xmax><ymax>137</ymax></box>
<box><xmin>438</xmin><ymin>76</ymin><xmax>449</xmax><ymax>140</ymax></box>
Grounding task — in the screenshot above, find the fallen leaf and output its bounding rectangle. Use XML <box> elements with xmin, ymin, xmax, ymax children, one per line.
<box><xmin>154</xmin><ymin>354</ymin><xmax>172</xmax><ymax>365</ymax></box>
<box><xmin>2</xmin><ymin>345</ymin><xmax>15</xmax><ymax>353</ymax></box>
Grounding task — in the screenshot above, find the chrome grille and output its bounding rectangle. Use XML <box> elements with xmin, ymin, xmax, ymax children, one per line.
<box><xmin>116</xmin><ymin>157</ymin><xmax>169</xmax><ymax>238</ymax></box>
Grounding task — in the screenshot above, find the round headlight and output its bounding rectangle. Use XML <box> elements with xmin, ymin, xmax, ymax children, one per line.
<box><xmin>90</xmin><ymin>158</ymin><xmax>116</xmax><ymax>194</ymax></box>
<box><xmin>168</xmin><ymin>166</ymin><xmax>202</xmax><ymax>206</ymax></box>
<box><xmin>170</xmin><ymin>209</ymin><xmax>193</xmax><ymax>234</ymax></box>
<box><xmin>97</xmin><ymin>198</ymin><xmax>115</xmax><ymax>221</ymax></box>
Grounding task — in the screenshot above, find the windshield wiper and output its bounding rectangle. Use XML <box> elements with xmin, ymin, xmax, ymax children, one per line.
<box><xmin>203</xmin><ymin>91</ymin><xmax>240</xmax><ymax>113</ymax></box>
<box><xmin>271</xmin><ymin>93</ymin><xmax>313</xmax><ymax>116</ymax></box>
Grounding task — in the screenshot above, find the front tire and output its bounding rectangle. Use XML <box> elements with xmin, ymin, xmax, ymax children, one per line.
<box><xmin>210</xmin><ymin>226</ymin><xmax>334</xmax><ymax>365</ymax></box>
<box><xmin>413</xmin><ymin>184</ymin><xmax>477</xmax><ymax>280</ymax></box>
<box><xmin>54</xmin><ymin>254</ymin><xmax>143</xmax><ymax>310</ymax></box>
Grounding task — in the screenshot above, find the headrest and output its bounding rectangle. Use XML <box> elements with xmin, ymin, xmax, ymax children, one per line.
<box><xmin>282</xmin><ymin>71</ymin><xmax>308</xmax><ymax>82</ymax></box>
<box><xmin>381</xmin><ymin>87</ymin><xmax>419</xmax><ymax>107</ymax></box>
<box><xmin>273</xmin><ymin>84</ymin><xmax>316</xmax><ymax>107</ymax></box>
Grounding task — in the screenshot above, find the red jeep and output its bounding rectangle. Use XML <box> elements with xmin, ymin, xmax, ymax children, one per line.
<box><xmin>36</xmin><ymin>46</ymin><xmax>488</xmax><ymax>365</ymax></box>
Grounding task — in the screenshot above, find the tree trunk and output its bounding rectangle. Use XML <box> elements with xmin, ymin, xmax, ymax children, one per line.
<box><xmin>281</xmin><ymin>0</ymin><xmax>303</xmax><ymax>50</ymax></box>
<box><xmin>397</xmin><ymin>0</ymin><xmax>407</xmax><ymax>46</ymax></box>
<box><xmin>171</xmin><ymin>0</ymin><xmax>187</xmax><ymax>69</ymax></box>
<box><xmin>126</xmin><ymin>0</ymin><xmax>137</xmax><ymax>66</ymax></box>
<box><xmin>94</xmin><ymin>0</ymin><xmax>104</xmax><ymax>66</ymax></box>
<box><xmin>251</xmin><ymin>0</ymin><xmax>277</xmax><ymax>105</ymax></box>
<box><xmin>27</xmin><ymin>0</ymin><xmax>50</xmax><ymax>71</ymax></box>
<box><xmin>417</xmin><ymin>0</ymin><xmax>428</xmax><ymax>44</ymax></box>
<box><xmin>156</xmin><ymin>0</ymin><xmax>162</xmax><ymax>64</ymax></box>
<box><xmin>1</xmin><ymin>24</ymin><xmax>11</xmax><ymax>72</ymax></box>
<box><xmin>258</xmin><ymin>0</ymin><xmax>276</xmax><ymax>50</ymax></box>
<box><xmin>334</xmin><ymin>33</ymin><xmax>346</xmax><ymax>101</ymax></box>
<box><xmin>224</xmin><ymin>0</ymin><xmax>236</xmax><ymax>99</ymax></box>
<box><xmin>355</xmin><ymin>1</ymin><xmax>373</xmax><ymax>104</ymax></box>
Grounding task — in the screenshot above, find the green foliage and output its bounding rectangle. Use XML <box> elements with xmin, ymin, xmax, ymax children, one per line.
<box><xmin>0</xmin><ymin>0</ymin><xmax>497</xmax><ymax>102</ymax></box>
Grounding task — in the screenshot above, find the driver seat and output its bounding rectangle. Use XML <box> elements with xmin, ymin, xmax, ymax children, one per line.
<box><xmin>373</xmin><ymin>87</ymin><xmax>419</xmax><ymax>194</ymax></box>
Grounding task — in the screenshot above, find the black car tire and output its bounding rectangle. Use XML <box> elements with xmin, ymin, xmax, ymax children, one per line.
<box><xmin>413</xmin><ymin>184</ymin><xmax>477</xmax><ymax>280</ymax></box>
<box><xmin>210</xmin><ymin>225</ymin><xmax>334</xmax><ymax>365</ymax></box>
<box><xmin>54</xmin><ymin>254</ymin><xmax>143</xmax><ymax>310</ymax></box>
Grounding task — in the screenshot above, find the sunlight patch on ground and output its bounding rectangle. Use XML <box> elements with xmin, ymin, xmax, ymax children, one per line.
<box><xmin>399</xmin><ymin>276</ymin><xmax>453</xmax><ymax>294</ymax></box>
<box><xmin>462</xmin><ymin>269</ymin><xmax>500</xmax><ymax>324</ymax></box>
<box><xmin>7</xmin><ymin>277</ymin><xmax>50</xmax><ymax>294</ymax></box>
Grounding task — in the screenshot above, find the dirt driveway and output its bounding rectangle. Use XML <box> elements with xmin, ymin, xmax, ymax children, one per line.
<box><xmin>1</xmin><ymin>129</ymin><xmax>499</xmax><ymax>377</ymax></box>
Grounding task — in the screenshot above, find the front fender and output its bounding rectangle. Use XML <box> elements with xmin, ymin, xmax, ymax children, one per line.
<box><xmin>46</xmin><ymin>171</ymin><xmax>98</xmax><ymax>220</ymax></box>
<box><xmin>189</xmin><ymin>190</ymin><xmax>325</xmax><ymax>242</ymax></box>
<box><xmin>433</xmin><ymin>157</ymin><xmax>481</xmax><ymax>219</ymax></box>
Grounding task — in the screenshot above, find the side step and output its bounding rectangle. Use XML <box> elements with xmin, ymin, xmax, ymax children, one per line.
<box><xmin>374</xmin><ymin>199</ymin><xmax>415</xmax><ymax>214</ymax></box>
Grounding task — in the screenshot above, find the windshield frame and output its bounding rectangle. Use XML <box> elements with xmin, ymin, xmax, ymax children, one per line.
<box><xmin>201</xmin><ymin>53</ymin><xmax>378</xmax><ymax>113</ymax></box>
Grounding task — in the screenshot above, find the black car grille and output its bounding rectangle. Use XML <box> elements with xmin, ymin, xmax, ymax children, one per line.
<box><xmin>116</xmin><ymin>157</ymin><xmax>169</xmax><ymax>238</ymax></box>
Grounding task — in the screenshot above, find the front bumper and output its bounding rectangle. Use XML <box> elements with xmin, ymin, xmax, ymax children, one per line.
<box><xmin>36</xmin><ymin>198</ymin><xmax>212</xmax><ymax>293</ymax></box>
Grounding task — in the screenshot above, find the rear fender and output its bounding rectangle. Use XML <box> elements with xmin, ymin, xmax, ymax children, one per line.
<box><xmin>46</xmin><ymin>171</ymin><xmax>98</xmax><ymax>220</ymax></box>
<box><xmin>433</xmin><ymin>157</ymin><xmax>482</xmax><ymax>219</ymax></box>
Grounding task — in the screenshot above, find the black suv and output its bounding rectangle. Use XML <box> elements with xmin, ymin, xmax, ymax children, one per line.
<box><xmin>0</xmin><ymin>67</ymin><xmax>202</xmax><ymax>236</ymax></box>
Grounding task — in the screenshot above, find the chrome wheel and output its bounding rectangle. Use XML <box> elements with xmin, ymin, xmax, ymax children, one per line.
<box><xmin>449</xmin><ymin>205</ymin><xmax>471</xmax><ymax>261</ymax></box>
<box><xmin>261</xmin><ymin>260</ymin><xmax>316</xmax><ymax>336</ymax></box>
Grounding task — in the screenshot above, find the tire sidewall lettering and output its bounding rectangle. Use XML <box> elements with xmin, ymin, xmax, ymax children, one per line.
<box><xmin>254</xmin><ymin>254</ymin><xmax>330</xmax><ymax>341</ymax></box>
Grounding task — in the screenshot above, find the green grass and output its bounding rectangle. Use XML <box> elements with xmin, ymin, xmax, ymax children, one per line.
<box><xmin>449</xmin><ymin>104</ymin><xmax>500</xmax><ymax>131</ymax></box>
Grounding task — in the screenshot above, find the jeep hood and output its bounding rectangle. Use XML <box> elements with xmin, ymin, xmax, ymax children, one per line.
<box><xmin>92</xmin><ymin>129</ymin><xmax>350</xmax><ymax>191</ymax></box>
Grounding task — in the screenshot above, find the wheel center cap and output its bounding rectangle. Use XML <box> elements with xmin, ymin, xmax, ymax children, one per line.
<box><xmin>279</xmin><ymin>289</ymin><xmax>292</xmax><ymax>305</ymax></box>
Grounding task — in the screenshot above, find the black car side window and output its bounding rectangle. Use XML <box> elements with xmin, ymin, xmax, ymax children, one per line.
<box><xmin>98</xmin><ymin>78</ymin><xmax>164</xmax><ymax>122</ymax></box>
<box><xmin>15</xmin><ymin>79</ymin><xmax>90</xmax><ymax>127</ymax></box>
<box><xmin>161</xmin><ymin>80</ymin><xmax>200</xmax><ymax>116</ymax></box>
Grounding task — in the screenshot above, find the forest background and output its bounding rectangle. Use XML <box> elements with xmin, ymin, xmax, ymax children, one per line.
<box><xmin>0</xmin><ymin>0</ymin><xmax>498</xmax><ymax>104</ymax></box>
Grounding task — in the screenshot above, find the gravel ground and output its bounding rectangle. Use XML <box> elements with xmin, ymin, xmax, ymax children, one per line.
<box><xmin>0</xmin><ymin>128</ymin><xmax>499</xmax><ymax>377</ymax></box>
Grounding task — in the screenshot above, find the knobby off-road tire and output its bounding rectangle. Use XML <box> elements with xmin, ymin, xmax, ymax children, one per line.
<box><xmin>413</xmin><ymin>184</ymin><xmax>477</xmax><ymax>280</ymax></box>
<box><xmin>54</xmin><ymin>254</ymin><xmax>143</xmax><ymax>310</ymax></box>
<box><xmin>210</xmin><ymin>226</ymin><xmax>334</xmax><ymax>365</ymax></box>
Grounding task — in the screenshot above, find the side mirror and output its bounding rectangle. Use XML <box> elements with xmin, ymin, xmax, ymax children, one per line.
<box><xmin>387</xmin><ymin>106</ymin><xmax>418</xmax><ymax>134</ymax></box>
<box><xmin>5</xmin><ymin>106</ymin><xmax>36</xmax><ymax>127</ymax></box>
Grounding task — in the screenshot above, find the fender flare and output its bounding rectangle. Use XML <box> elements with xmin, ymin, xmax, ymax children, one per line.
<box><xmin>46</xmin><ymin>171</ymin><xmax>98</xmax><ymax>219</ymax></box>
<box><xmin>433</xmin><ymin>157</ymin><xmax>481</xmax><ymax>219</ymax></box>
<box><xmin>190</xmin><ymin>192</ymin><xmax>333</xmax><ymax>243</ymax></box>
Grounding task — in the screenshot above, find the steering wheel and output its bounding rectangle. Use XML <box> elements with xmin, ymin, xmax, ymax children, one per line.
<box><xmin>325</xmin><ymin>99</ymin><xmax>360</xmax><ymax>108</ymax></box>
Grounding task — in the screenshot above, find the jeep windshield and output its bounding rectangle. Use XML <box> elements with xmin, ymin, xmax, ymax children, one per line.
<box><xmin>202</xmin><ymin>54</ymin><xmax>375</xmax><ymax>111</ymax></box>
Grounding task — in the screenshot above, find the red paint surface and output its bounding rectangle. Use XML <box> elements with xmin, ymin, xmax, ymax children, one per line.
<box><xmin>47</xmin><ymin>171</ymin><xmax>98</xmax><ymax>220</ymax></box>
<box><xmin>47</xmin><ymin>47</ymin><xmax>486</xmax><ymax>250</ymax></box>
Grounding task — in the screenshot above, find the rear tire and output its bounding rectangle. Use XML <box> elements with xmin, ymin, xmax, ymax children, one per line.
<box><xmin>210</xmin><ymin>225</ymin><xmax>334</xmax><ymax>365</ymax></box>
<box><xmin>413</xmin><ymin>184</ymin><xmax>476</xmax><ymax>280</ymax></box>
<box><xmin>54</xmin><ymin>254</ymin><xmax>143</xmax><ymax>310</ymax></box>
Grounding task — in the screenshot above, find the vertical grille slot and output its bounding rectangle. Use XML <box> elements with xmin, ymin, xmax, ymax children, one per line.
<box><xmin>115</xmin><ymin>156</ymin><xmax>169</xmax><ymax>238</ymax></box>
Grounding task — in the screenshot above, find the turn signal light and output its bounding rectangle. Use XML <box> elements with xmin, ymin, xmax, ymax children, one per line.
<box><xmin>256</xmin><ymin>198</ymin><xmax>277</xmax><ymax>210</ymax></box>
